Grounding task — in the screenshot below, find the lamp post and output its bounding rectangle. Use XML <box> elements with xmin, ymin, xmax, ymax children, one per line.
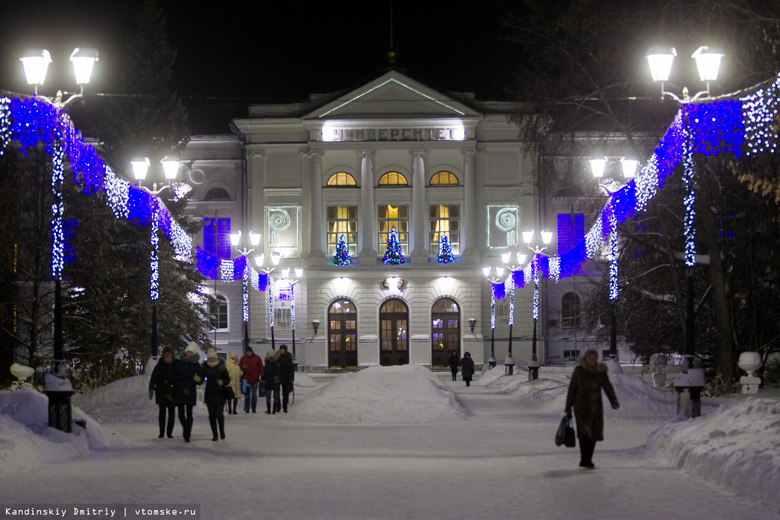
<box><xmin>280</xmin><ymin>266</ymin><xmax>303</xmax><ymax>369</ymax></box>
<box><xmin>482</xmin><ymin>265</ymin><xmax>506</xmax><ymax>369</ymax></box>
<box><xmin>20</xmin><ymin>47</ymin><xmax>99</xmax><ymax>433</ymax></box>
<box><xmin>523</xmin><ymin>229</ymin><xmax>553</xmax><ymax>380</ymax></box>
<box><xmin>501</xmin><ymin>252</ymin><xmax>528</xmax><ymax>374</ymax></box>
<box><xmin>230</xmin><ymin>230</ymin><xmax>261</xmax><ymax>353</ymax></box>
<box><xmin>255</xmin><ymin>251</ymin><xmax>281</xmax><ymax>350</ymax></box>
<box><xmin>130</xmin><ymin>156</ymin><xmax>180</xmax><ymax>361</ymax></box>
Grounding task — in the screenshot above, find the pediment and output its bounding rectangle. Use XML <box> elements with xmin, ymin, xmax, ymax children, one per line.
<box><xmin>306</xmin><ymin>71</ymin><xmax>480</xmax><ymax>120</ymax></box>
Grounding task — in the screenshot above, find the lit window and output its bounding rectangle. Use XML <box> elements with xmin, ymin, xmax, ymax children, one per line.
<box><xmin>430</xmin><ymin>171</ymin><xmax>458</xmax><ymax>185</ymax></box>
<box><xmin>209</xmin><ymin>295</ymin><xmax>228</xmax><ymax>331</ymax></box>
<box><xmin>203</xmin><ymin>218</ymin><xmax>232</xmax><ymax>259</ymax></box>
<box><xmin>326</xmin><ymin>172</ymin><xmax>357</xmax><ymax>186</ymax></box>
<box><xmin>429</xmin><ymin>205</ymin><xmax>460</xmax><ymax>255</ymax></box>
<box><xmin>378</xmin><ymin>205</ymin><xmax>409</xmax><ymax>255</ymax></box>
<box><xmin>561</xmin><ymin>292</ymin><xmax>581</xmax><ymax>328</ymax></box>
<box><xmin>378</xmin><ymin>172</ymin><xmax>408</xmax><ymax>186</ymax></box>
<box><xmin>327</xmin><ymin>206</ymin><xmax>358</xmax><ymax>256</ymax></box>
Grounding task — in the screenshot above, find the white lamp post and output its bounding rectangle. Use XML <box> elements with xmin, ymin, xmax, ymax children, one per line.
<box><xmin>230</xmin><ymin>230</ymin><xmax>261</xmax><ymax>352</ymax></box>
<box><xmin>483</xmin><ymin>265</ymin><xmax>506</xmax><ymax>369</ymax></box>
<box><xmin>523</xmin><ymin>229</ymin><xmax>553</xmax><ymax>379</ymax></box>
<box><xmin>501</xmin><ymin>252</ymin><xmax>528</xmax><ymax>374</ymax></box>
<box><xmin>280</xmin><ymin>266</ymin><xmax>303</xmax><ymax>366</ymax></box>
<box><xmin>255</xmin><ymin>251</ymin><xmax>281</xmax><ymax>349</ymax></box>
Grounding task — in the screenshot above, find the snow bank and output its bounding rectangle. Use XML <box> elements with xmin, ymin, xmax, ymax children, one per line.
<box><xmin>287</xmin><ymin>365</ymin><xmax>467</xmax><ymax>425</ymax></box>
<box><xmin>0</xmin><ymin>388</ymin><xmax>128</xmax><ymax>477</ymax></box>
<box><xmin>647</xmin><ymin>398</ymin><xmax>780</xmax><ymax>507</ymax></box>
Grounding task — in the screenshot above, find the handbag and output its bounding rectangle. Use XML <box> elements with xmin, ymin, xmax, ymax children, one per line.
<box><xmin>555</xmin><ymin>416</ymin><xmax>576</xmax><ymax>448</ymax></box>
<box><xmin>223</xmin><ymin>384</ymin><xmax>235</xmax><ymax>400</ymax></box>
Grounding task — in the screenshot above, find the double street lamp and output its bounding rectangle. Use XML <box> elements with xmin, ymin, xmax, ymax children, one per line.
<box><xmin>523</xmin><ymin>229</ymin><xmax>553</xmax><ymax>380</ymax></box>
<box><xmin>255</xmin><ymin>252</ymin><xmax>281</xmax><ymax>349</ymax></box>
<box><xmin>500</xmin><ymin>252</ymin><xmax>528</xmax><ymax>374</ymax></box>
<box><xmin>279</xmin><ymin>266</ymin><xmax>303</xmax><ymax>366</ymax></box>
<box><xmin>230</xmin><ymin>230</ymin><xmax>261</xmax><ymax>352</ymax></box>
<box><xmin>482</xmin><ymin>264</ymin><xmax>506</xmax><ymax>369</ymax></box>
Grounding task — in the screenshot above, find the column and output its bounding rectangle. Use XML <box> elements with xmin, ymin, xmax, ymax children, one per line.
<box><xmin>309</xmin><ymin>151</ymin><xmax>325</xmax><ymax>258</ymax></box>
<box><xmin>461</xmin><ymin>149</ymin><xmax>477</xmax><ymax>259</ymax></box>
<box><xmin>359</xmin><ymin>150</ymin><xmax>377</xmax><ymax>257</ymax></box>
<box><xmin>411</xmin><ymin>149</ymin><xmax>428</xmax><ymax>258</ymax></box>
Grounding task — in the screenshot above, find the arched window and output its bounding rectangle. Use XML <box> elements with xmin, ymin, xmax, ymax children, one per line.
<box><xmin>203</xmin><ymin>187</ymin><xmax>231</xmax><ymax>200</ymax></box>
<box><xmin>561</xmin><ymin>292</ymin><xmax>581</xmax><ymax>328</ymax></box>
<box><xmin>378</xmin><ymin>172</ymin><xmax>408</xmax><ymax>186</ymax></box>
<box><xmin>327</xmin><ymin>172</ymin><xmax>357</xmax><ymax>186</ymax></box>
<box><xmin>430</xmin><ymin>171</ymin><xmax>459</xmax><ymax>185</ymax></box>
<box><xmin>209</xmin><ymin>295</ymin><xmax>228</xmax><ymax>331</ymax></box>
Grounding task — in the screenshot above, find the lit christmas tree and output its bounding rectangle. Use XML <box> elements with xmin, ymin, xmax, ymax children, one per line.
<box><xmin>334</xmin><ymin>234</ymin><xmax>352</xmax><ymax>266</ymax></box>
<box><xmin>382</xmin><ymin>228</ymin><xmax>404</xmax><ymax>265</ymax></box>
<box><xmin>438</xmin><ymin>235</ymin><xmax>454</xmax><ymax>264</ymax></box>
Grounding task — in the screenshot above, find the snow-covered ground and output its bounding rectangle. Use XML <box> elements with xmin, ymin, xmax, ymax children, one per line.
<box><xmin>0</xmin><ymin>366</ymin><xmax>778</xmax><ymax>519</ymax></box>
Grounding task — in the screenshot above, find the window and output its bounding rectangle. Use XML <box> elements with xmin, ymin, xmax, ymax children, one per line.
<box><xmin>378</xmin><ymin>172</ymin><xmax>408</xmax><ymax>186</ymax></box>
<box><xmin>561</xmin><ymin>292</ymin><xmax>581</xmax><ymax>328</ymax></box>
<box><xmin>557</xmin><ymin>213</ymin><xmax>584</xmax><ymax>255</ymax></box>
<box><xmin>327</xmin><ymin>206</ymin><xmax>357</xmax><ymax>257</ymax></box>
<box><xmin>203</xmin><ymin>218</ymin><xmax>232</xmax><ymax>259</ymax></box>
<box><xmin>430</xmin><ymin>171</ymin><xmax>458</xmax><ymax>185</ymax></box>
<box><xmin>327</xmin><ymin>172</ymin><xmax>357</xmax><ymax>186</ymax></box>
<box><xmin>203</xmin><ymin>187</ymin><xmax>231</xmax><ymax>200</ymax></box>
<box><xmin>429</xmin><ymin>204</ymin><xmax>460</xmax><ymax>255</ymax></box>
<box><xmin>208</xmin><ymin>295</ymin><xmax>228</xmax><ymax>330</ymax></box>
<box><xmin>378</xmin><ymin>205</ymin><xmax>409</xmax><ymax>255</ymax></box>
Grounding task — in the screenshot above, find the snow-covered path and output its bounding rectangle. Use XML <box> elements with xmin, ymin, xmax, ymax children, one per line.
<box><xmin>1</xmin><ymin>373</ymin><xmax>778</xmax><ymax>520</ymax></box>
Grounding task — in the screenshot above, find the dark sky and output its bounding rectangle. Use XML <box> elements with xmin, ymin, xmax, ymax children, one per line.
<box><xmin>0</xmin><ymin>0</ymin><xmax>521</xmax><ymax>134</ymax></box>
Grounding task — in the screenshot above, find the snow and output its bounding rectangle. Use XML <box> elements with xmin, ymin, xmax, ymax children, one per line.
<box><xmin>0</xmin><ymin>366</ymin><xmax>778</xmax><ymax>519</ymax></box>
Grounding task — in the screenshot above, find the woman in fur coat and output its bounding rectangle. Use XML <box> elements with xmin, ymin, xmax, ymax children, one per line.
<box><xmin>565</xmin><ymin>349</ymin><xmax>620</xmax><ymax>469</ymax></box>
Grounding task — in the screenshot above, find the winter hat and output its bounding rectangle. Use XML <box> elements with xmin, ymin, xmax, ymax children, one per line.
<box><xmin>161</xmin><ymin>346</ymin><xmax>175</xmax><ymax>358</ymax></box>
<box><xmin>245</xmin><ymin>346</ymin><xmax>254</xmax><ymax>354</ymax></box>
<box><xmin>185</xmin><ymin>342</ymin><xmax>198</xmax><ymax>354</ymax></box>
<box><xmin>278</xmin><ymin>345</ymin><xmax>287</xmax><ymax>353</ymax></box>
<box><xmin>229</xmin><ymin>352</ymin><xmax>238</xmax><ymax>361</ymax></box>
<box><xmin>206</xmin><ymin>348</ymin><xmax>218</xmax><ymax>360</ymax></box>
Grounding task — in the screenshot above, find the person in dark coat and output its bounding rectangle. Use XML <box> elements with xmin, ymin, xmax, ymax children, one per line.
<box><xmin>278</xmin><ymin>344</ymin><xmax>295</xmax><ymax>413</ymax></box>
<box><xmin>239</xmin><ymin>347</ymin><xmax>264</xmax><ymax>413</ymax></box>
<box><xmin>263</xmin><ymin>350</ymin><xmax>282</xmax><ymax>414</ymax></box>
<box><xmin>448</xmin><ymin>352</ymin><xmax>460</xmax><ymax>381</ymax></box>
<box><xmin>460</xmin><ymin>351</ymin><xmax>475</xmax><ymax>386</ymax></box>
<box><xmin>172</xmin><ymin>342</ymin><xmax>204</xmax><ymax>442</ymax></box>
<box><xmin>565</xmin><ymin>348</ymin><xmax>620</xmax><ymax>469</ymax></box>
<box><xmin>148</xmin><ymin>346</ymin><xmax>177</xmax><ymax>438</ymax></box>
<box><xmin>202</xmin><ymin>348</ymin><xmax>230</xmax><ymax>441</ymax></box>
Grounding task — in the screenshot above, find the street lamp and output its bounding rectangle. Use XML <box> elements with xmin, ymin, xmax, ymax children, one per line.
<box><xmin>20</xmin><ymin>47</ymin><xmax>98</xmax><ymax>433</ymax></box>
<box><xmin>482</xmin><ymin>265</ymin><xmax>506</xmax><ymax>369</ymax></box>
<box><xmin>280</xmin><ymin>266</ymin><xmax>303</xmax><ymax>368</ymax></box>
<box><xmin>523</xmin><ymin>229</ymin><xmax>553</xmax><ymax>380</ymax></box>
<box><xmin>646</xmin><ymin>46</ymin><xmax>723</xmax><ymax>102</ymax></box>
<box><xmin>230</xmin><ymin>230</ymin><xmax>261</xmax><ymax>352</ymax></box>
<box><xmin>501</xmin><ymin>251</ymin><xmax>528</xmax><ymax>374</ymax></box>
<box><xmin>255</xmin><ymin>251</ymin><xmax>281</xmax><ymax>349</ymax></box>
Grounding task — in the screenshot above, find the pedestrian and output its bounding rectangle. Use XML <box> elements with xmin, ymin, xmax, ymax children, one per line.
<box><xmin>263</xmin><ymin>350</ymin><xmax>282</xmax><ymax>414</ymax></box>
<box><xmin>202</xmin><ymin>348</ymin><xmax>230</xmax><ymax>441</ymax></box>
<box><xmin>565</xmin><ymin>348</ymin><xmax>620</xmax><ymax>469</ymax></box>
<box><xmin>225</xmin><ymin>352</ymin><xmax>242</xmax><ymax>415</ymax></box>
<box><xmin>148</xmin><ymin>346</ymin><xmax>177</xmax><ymax>438</ymax></box>
<box><xmin>448</xmin><ymin>351</ymin><xmax>459</xmax><ymax>381</ymax></box>
<box><xmin>460</xmin><ymin>351</ymin><xmax>475</xmax><ymax>387</ymax></box>
<box><xmin>172</xmin><ymin>342</ymin><xmax>204</xmax><ymax>443</ymax></box>
<box><xmin>278</xmin><ymin>344</ymin><xmax>295</xmax><ymax>413</ymax></box>
<box><xmin>239</xmin><ymin>346</ymin><xmax>264</xmax><ymax>413</ymax></box>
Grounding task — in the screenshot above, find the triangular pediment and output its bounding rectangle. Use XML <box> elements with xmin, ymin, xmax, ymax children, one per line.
<box><xmin>306</xmin><ymin>71</ymin><xmax>480</xmax><ymax>120</ymax></box>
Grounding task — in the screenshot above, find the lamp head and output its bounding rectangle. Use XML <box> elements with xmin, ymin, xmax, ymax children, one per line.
<box><xmin>312</xmin><ymin>319</ymin><xmax>320</xmax><ymax>335</ymax></box>
<box><xmin>590</xmin><ymin>157</ymin><xmax>607</xmax><ymax>178</ymax></box>
<box><xmin>254</xmin><ymin>253</ymin><xmax>265</xmax><ymax>267</ymax></box>
<box><xmin>271</xmin><ymin>252</ymin><xmax>281</xmax><ymax>266</ymax></box>
<box><xmin>130</xmin><ymin>157</ymin><xmax>150</xmax><ymax>181</ymax></box>
<box><xmin>161</xmin><ymin>157</ymin><xmax>180</xmax><ymax>180</ymax></box>
<box><xmin>541</xmin><ymin>231</ymin><xmax>553</xmax><ymax>244</ymax></box>
<box><xmin>69</xmin><ymin>47</ymin><xmax>99</xmax><ymax>85</ymax></box>
<box><xmin>230</xmin><ymin>231</ymin><xmax>241</xmax><ymax>247</ymax></box>
<box><xmin>468</xmin><ymin>317</ymin><xmax>476</xmax><ymax>333</ymax></box>
<box><xmin>522</xmin><ymin>230</ymin><xmax>534</xmax><ymax>244</ymax></box>
<box><xmin>621</xmin><ymin>158</ymin><xmax>639</xmax><ymax>179</ymax></box>
<box><xmin>692</xmin><ymin>46</ymin><xmax>723</xmax><ymax>82</ymax></box>
<box><xmin>646</xmin><ymin>46</ymin><xmax>677</xmax><ymax>82</ymax></box>
<box><xmin>248</xmin><ymin>231</ymin><xmax>261</xmax><ymax>247</ymax></box>
<box><xmin>20</xmin><ymin>49</ymin><xmax>51</xmax><ymax>86</ymax></box>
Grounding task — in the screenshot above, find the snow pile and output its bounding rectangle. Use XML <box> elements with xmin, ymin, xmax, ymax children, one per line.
<box><xmin>287</xmin><ymin>365</ymin><xmax>467</xmax><ymax>424</ymax></box>
<box><xmin>0</xmin><ymin>388</ymin><xmax>128</xmax><ymax>477</ymax></box>
<box><xmin>292</xmin><ymin>371</ymin><xmax>317</xmax><ymax>388</ymax></box>
<box><xmin>647</xmin><ymin>398</ymin><xmax>780</xmax><ymax>507</ymax></box>
<box><xmin>73</xmin><ymin>374</ymin><xmax>208</xmax><ymax>423</ymax></box>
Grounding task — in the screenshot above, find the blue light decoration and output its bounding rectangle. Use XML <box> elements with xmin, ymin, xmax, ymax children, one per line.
<box><xmin>492</xmin><ymin>281</ymin><xmax>506</xmax><ymax>301</ymax></box>
<box><xmin>51</xmin><ymin>142</ymin><xmax>65</xmax><ymax>281</ymax></box>
<box><xmin>608</xmin><ymin>212</ymin><xmax>618</xmax><ymax>301</ymax></box>
<box><xmin>150</xmin><ymin>204</ymin><xmax>160</xmax><ymax>301</ymax></box>
<box><xmin>438</xmin><ymin>235</ymin><xmax>455</xmax><ymax>264</ymax></box>
<box><xmin>682</xmin><ymin>124</ymin><xmax>697</xmax><ymax>268</ymax></box>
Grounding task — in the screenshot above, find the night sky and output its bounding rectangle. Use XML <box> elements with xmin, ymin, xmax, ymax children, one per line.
<box><xmin>0</xmin><ymin>0</ymin><xmax>521</xmax><ymax>134</ymax></box>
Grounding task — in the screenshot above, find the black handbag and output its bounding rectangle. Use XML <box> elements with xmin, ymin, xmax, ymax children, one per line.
<box><xmin>555</xmin><ymin>416</ymin><xmax>576</xmax><ymax>448</ymax></box>
<box><xmin>223</xmin><ymin>384</ymin><xmax>235</xmax><ymax>400</ymax></box>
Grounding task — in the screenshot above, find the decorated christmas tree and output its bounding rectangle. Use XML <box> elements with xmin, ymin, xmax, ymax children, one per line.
<box><xmin>382</xmin><ymin>228</ymin><xmax>404</xmax><ymax>265</ymax></box>
<box><xmin>334</xmin><ymin>234</ymin><xmax>352</xmax><ymax>266</ymax></box>
<box><xmin>438</xmin><ymin>235</ymin><xmax>455</xmax><ymax>264</ymax></box>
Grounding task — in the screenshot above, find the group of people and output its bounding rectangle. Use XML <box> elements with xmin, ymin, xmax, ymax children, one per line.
<box><xmin>148</xmin><ymin>343</ymin><xmax>295</xmax><ymax>443</ymax></box>
<box><xmin>448</xmin><ymin>351</ymin><xmax>475</xmax><ymax>386</ymax></box>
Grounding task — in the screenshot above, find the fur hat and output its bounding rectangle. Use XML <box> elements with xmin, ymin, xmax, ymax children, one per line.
<box><xmin>206</xmin><ymin>348</ymin><xmax>218</xmax><ymax>360</ymax></box>
<box><xmin>278</xmin><ymin>345</ymin><xmax>288</xmax><ymax>352</ymax></box>
<box><xmin>229</xmin><ymin>352</ymin><xmax>238</xmax><ymax>361</ymax></box>
<box><xmin>185</xmin><ymin>342</ymin><xmax>198</xmax><ymax>354</ymax></box>
<box><xmin>161</xmin><ymin>346</ymin><xmax>175</xmax><ymax>358</ymax></box>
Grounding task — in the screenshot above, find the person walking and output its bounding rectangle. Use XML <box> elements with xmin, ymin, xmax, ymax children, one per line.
<box><xmin>263</xmin><ymin>350</ymin><xmax>282</xmax><ymax>414</ymax></box>
<box><xmin>172</xmin><ymin>342</ymin><xmax>204</xmax><ymax>443</ymax></box>
<box><xmin>448</xmin><ymin>351</ymin><xmax>459</xmax><ymax>382</ymax></box>
<box><xmin>278</xmin><ymin>344</ymin><xmax>295</xmax><ymax>413</ymax></box>
<box><xmin>225</xmin><ymin>352</ymin><xmax>242</xmax><ymax>415</ymax></box>
<box><xmin>239</xmin><ymin>347</ymin><xmax>264</xmax><ymax>413</ymax></box>
<box><xmin>202</xmin><ymin>348</ymin><xmax>230</xmax><ymax>441</ymax></box>
<box><xmin>565</xmin><ymin>348</ymin><xmax>620</xmax><ymax>469</ymax></box>
<box><xmin>148</xmin><ymin>346</ymin><xmax>177</xmax><ymax>438</ymax></box>
<box><xmin>460</xmin><ymin>351</ymin><xmax>475</xmax><ymax>387</ymax></box>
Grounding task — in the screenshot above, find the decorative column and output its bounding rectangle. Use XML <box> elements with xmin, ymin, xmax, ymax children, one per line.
<box><xmin>359</xmin><ymin>150</ymin><xmax>377</xmax><ymax>257</ymax></box>
<box><xmin>462</xmin><ymin>149</ymin><xmax>477</xmax><ymax>259</ymax></box>
<box><xmin>309</xmin><ymin>151</ymin><xmax>325</xmax><ymax>258</ymax></box>
<box><xmin>411</xmin><ymin>149</ymin><xmax>428</xmax><ymax>258</ymax></box>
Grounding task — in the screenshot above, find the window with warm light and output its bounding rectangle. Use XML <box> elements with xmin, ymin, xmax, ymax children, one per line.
<box><xmin>378</xmin><ymin>172</ymin><xmax>408</xmax><ymax>186</ymax></box>
<box><xmin>203</xmin><ymin>218</ymin><xmax>232</xmax><ymax>259</ymax></box>
<box><xmin>429</xmin><ymin>204</ymin><xmax>460</xmax><ymax>255</ymax></box>
<box><xmin>327</xmin><ymin>205</ymin><xmax>357</xmax><ymax>256</ymax></box>
<box><xmin>429</xmin><ymin>171</ymin><xmax>459</xmax><ymax>185</ymax></box>
<box><xmin>378</xmin><ymin>205</ymin><xmax>409</xmax><ymax>255</ymax></box>
<box><xmin>561</xmin><ymin>292</ymin><xmax>581</xmax><ymax>328</ymax></box>
<box><xmin>326</xmin><ymin>172</ymin><xmax>357</xmax><ymax>186</ymax></box>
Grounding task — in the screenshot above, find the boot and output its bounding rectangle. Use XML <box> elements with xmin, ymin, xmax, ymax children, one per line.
<box><xmin>209</xmin><ymin>416</ymin><xmax>218</xmax><ymax>441</ymax></box>
<box><xmin>218</xmin><ymin>416</ymin><xmax>225</xmax><ymax>440</ymax></box>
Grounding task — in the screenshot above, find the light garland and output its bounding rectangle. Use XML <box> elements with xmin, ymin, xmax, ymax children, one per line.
<box><xmin>742</xmin><ymin>75</ymin><xmax>780</xmax><ymax>155</ymax></box>
<box><xmin>682</xmin><ymin>121</ymin><xmax>697</xmax><ymax>268</ymax></box>
<box><xmin>51</xmin><ymin>142</ymin><xmax>64</xmax><ymax>281</ymax></box>
<box><xmin>507</xmin><ymin>275</ymin><xmax>515</xmax><ymax>326</ymax></box>
<box><xmin>150</xmin><ymin>205</ymin><xmax>159</xmax><ymax>301</ymax></box>
<box><xmin>490</xmin><ymin>289</ymin><xmax>496</xmax><ymax>330</ymax></box>
<box><xmin>609</xmin><ymin>212</ymin><xmax>618</xmax><ymax>301</ymax></box>
<box><xmin>242</xmin><ymin>269</ymin><xmax>249</xmax><ymax>322</ymax></box>
<box><xmin>268</xmin><ymin>276</ymin><xmax>275</xmax><ymax>328</ymax></box>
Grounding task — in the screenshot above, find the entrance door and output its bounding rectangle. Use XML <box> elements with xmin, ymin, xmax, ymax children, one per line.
<box><xmin>328</xmin><ymin>299</ymin><xmax>357</xmax><ymax>368</ymax></box>
<box><xmin>431</xmin><ymin>298</ymin><xmax>460</xmax><ymax>367</ymax></box>
<box><xmin>380</xmin><ymin>299</ymin><xmax>408</xmax><ymax>366</ymax></box>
